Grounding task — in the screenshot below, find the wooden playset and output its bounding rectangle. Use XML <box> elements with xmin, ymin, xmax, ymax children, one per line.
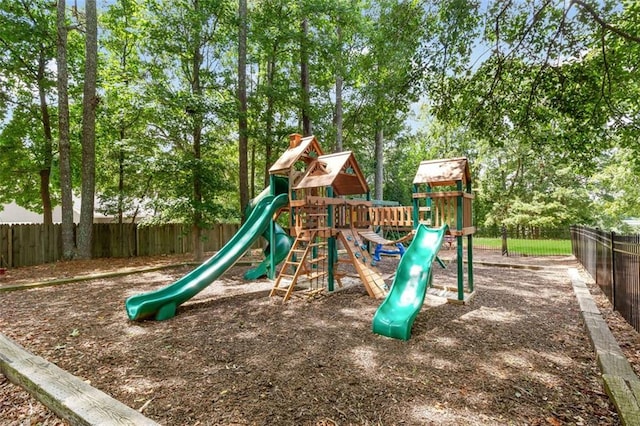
<box><xmin>413</xmin><ymin>158</ymin><xmax>475</xmax><ymax>303</ymax></box>
<box><xmin>263</xmin><ymin>134</ymin><xmax>475</xmax><ymax>304</ymax></box>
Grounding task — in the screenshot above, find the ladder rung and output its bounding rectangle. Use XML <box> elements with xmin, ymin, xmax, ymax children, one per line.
<box><xmin>307</xmin><ymin>271</ymin><xmax>327</xmax><ymax>280</ymax></box>
<box><xmin>307</xmin><ymin>256</ymin><xmax>327</xmax><ymax>264</ymax></box>
<box><xmin>279</xmin><ymin>274</ymin><xmax>295</xmax><ymax>279</ymax></box>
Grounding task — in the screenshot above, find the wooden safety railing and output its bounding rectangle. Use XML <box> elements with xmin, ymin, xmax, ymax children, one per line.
<box><xmin>368</xmin><ymin>206</ymin><xmax>413</xmax><ymax>229</ymax></box>
<box><xmin>413</xmin><ymin>191</ymin><xmax>474</xmax><ymax>234</ymax></box>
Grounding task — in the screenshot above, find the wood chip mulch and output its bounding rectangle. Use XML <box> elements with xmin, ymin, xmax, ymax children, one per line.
<box><xmin>0</xmin><ymin>252</ymin><xmax>631</xmax><ymax>425</ymax></box>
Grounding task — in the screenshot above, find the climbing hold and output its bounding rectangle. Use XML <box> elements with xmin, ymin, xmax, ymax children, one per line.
<box><xmin>355</xmin><ymin>252</ymin><xmax>361</xmax><ymax>259</ymax></box>
<box><xmin>371</xmin><ymin>260</ymin><xmax>377</xmax><ymax>267</ymax></box>
<box><xmin>360</xmin><ymin>244</ymin><xmax>367</xmax><ymax>250</ymax></box>
<box><xmin>347</xmin><ymin>236</ymin><xmax>352</xmax><ymax>241</ymax></box>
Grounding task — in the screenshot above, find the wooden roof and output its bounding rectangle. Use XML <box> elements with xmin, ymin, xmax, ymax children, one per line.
<box><xmin>294</xmin><ymin>151</ymin><xmax>369</xmax><ymax>196</ymax></box>
<box><xmin>269</xmin><ymin>134</ymin><xmax>324</xmax><ymax>175</ymax></box>
<box><xmin>413</xmin><ymin>157</ymin><xmax>472</xmax><ymax>186</ymax></box>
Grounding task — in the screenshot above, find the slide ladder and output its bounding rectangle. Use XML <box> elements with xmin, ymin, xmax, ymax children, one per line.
<box><xmin>270</xmin><ymin>229</ymin><xmax>329</xmax><ymax>302</ymax></box>
<box><xmin>337</xmin><ymin>229</ymin><xmax>387</xmax><ymax>299</ymax></box>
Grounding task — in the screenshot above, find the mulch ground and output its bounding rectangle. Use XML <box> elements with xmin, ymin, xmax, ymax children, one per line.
<box><xmin>0</xmin><ymin>250</ymin><xmax>636</xmax><ymax>425</ymax></box>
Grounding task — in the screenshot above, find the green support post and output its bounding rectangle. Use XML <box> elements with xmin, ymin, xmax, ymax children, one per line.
<box><xmin>327</xmin><ymin>187</ymin><xmax>334</xmax><ymax>292</ymax></box>
<box><xmin>456</xmin><ymin>180</ymin><xmax>464</xmax><ymax>301</ymax></box>
<box><xmin>268</xmin><ymin>174</ymin><xmax>277</xmax><ymax>279</ymax></box>
<box><xmin>466</xmin><ymin>179</ymin><xmax>474</xmax><ymax>292</ymax></box>
<box><xmin>412</xmin><ymin>184</ymin><xmax>419</xmax><ymax>230</ymax></box>
<box><xmin>467</xmin><ymin>234</ymin><xmax>474</xmax><ymax>292</ymax></box>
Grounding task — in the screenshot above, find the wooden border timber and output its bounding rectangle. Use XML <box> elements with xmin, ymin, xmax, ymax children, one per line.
<box><xmin>0</xmin><ymin>333</ymin><xmax>160</xmax><ymax>426</ymax></box>
<box><xmin>568</xmin><ymin>268</ymin><xmax>640</xmax><ymax>426</ymax></box>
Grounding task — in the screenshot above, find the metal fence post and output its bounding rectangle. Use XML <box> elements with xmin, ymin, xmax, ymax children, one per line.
<box><xmin>611</xmin><ymin>231</ymin><xmax>616</xmax><ymax>308</ymax></box>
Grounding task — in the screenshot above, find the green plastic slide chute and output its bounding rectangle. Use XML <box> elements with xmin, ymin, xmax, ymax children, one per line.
<box><xmin>372</xmin><ymin>224</ymin><xmax>448</xmax><ymax>340</ymax></box>
<box><xmin>243</xmin><ymin>179</ymin><xmax>292</xmax><ymax>280</ymax></box>
<box><xmin>125</xmin><ymin>192</ymin><xmax>289</xmax><ymax>321</ymax></box>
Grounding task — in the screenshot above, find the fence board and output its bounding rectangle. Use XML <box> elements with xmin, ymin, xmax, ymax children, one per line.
<box><xmin>1</xmin><ymin>222</ymin><xmax>259</xmax><ymax>268</ymax></box>
<box><xmin>1</xmin><ymin>225</ymin><xmax>10</xmax><ymax>268</ymax></box>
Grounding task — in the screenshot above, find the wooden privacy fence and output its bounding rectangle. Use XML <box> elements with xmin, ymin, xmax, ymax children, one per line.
<box><xmin>0</xmin><ymin>223</ymin><xmax>252</xmax><ymax>268</ymax></box>
<box><xmin>571</xmin><ymin>225</ymin><xmax>640</xmax><ymax>332</ymax></box>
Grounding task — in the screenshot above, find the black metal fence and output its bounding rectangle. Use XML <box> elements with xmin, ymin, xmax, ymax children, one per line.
<box><xmin>473</xmin><ymin>226</ymin><xmax>572</xmax><ymax>257</ymax></box>
<box><xmin>571</xmin><ymin>225</ymin><xmax>640</xmax><ymax>332</ymax></box>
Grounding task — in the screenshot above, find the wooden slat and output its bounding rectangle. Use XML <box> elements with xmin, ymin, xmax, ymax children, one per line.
<box><xmin>338</xmin><ymin>230</ymin><xmax>387</xmax><ymax>299</ymax></box>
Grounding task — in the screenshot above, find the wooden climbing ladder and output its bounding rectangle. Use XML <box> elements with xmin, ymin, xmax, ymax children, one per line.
<box><xmin>270</xmin><ymin>208</ymin><xmax>331</xmax><ymax>302</ymax></box>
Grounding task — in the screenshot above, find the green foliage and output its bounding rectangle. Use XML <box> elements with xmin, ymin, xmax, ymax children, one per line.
<box><xmin>588</xmin><ymin>148</ymin><xmax>640</xmax><ymax>231</ymax></box>
<box><xmin>1</xmin><ymin>0</ymin><xmax>638</xmax><ymax>235</ymax></box>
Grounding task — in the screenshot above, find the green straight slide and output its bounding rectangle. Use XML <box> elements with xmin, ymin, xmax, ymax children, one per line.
<box><xmin>125</xmin><ymin>192</ymin><xmax>289</xmax><ymax>321</ymax></box>
<box><xmin>372</xmin><ymin>224</ymin><xmax>448</xmax><ymax>340</ymax></box>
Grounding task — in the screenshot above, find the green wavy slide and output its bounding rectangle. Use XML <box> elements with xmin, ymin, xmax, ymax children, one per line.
<box><xmin>125</xmin><ymin>192</ymin><xmax>290</xmax><ymax>321</ymax></box>
<box><xmin>372</xmin><ymin>224</ymin><xmax>448</xmax><ymax>340</ymax></box>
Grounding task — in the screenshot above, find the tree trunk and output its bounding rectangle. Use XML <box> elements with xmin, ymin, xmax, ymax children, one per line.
<box><xmin>191</xmin><ymin>1</ymin><xmax>204</xmax><ymax>262</ymax></box>
<box><xmin>374</xmin><ymin>125</ymin><xmax>384</xmax><ymax>201</ymax></box>
<box><xmin>76</xmin><ymin>0</ymin><xmax>98</xmax><ymax>259</ymax></box>
<box><xmin>238</xmin><ymin>0</ymin><xmax>249</xmax><ymax>216</ymax></box>
<box><xmin>250</xmin><ymin>142</ymin><xmax>256</xmax><ymax>199</ymax></box>
<box><xmin>57</xmin><ymin>0</ymin><xmax>75</xmax><ymax>259</ymax></box>
<box><xmin>334</xmin><ymin>28</ymin><xmax>343</xmax><ymax>152</ymax></box>
<box><xmin>264</xmin><ymin>54</ymin><xmax>276</xmax><ymax>187</ymax></box>
<box><xmin>118</xmin><ymin>146</ymin><xmax>125</xmax><ymax>256</ymax></box>
<box><xmin>37</xmin><ymin>50</ymin><xmax>53</xmax><ymax>225</ymax></box>
<box><xmin>300</xmin><ymin>17</ymin><xmax>311</xmax><ymax>136</ymax></box>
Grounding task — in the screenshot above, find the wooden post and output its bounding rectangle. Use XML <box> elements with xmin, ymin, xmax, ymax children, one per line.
<box><xmin>8</xmin><ymin>225</ymin><xmax>13</xmax><ymax>268</ymax></box>
<box><xmin>426</xmin><ymin>185</ymin><xmax>432</xmax><ymax>226</ymax></box>
<box><xmin>412</xmin><ymin>185</ymin><xmax>419</xmax><ymax>229</ymax></box>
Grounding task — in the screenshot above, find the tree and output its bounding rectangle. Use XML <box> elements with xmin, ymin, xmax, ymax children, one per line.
<box><xmin>57</xmin><ymin>0</ymin><xmax>75</xmax><ymax>259</ymax></box>
<box><xmin>142</xmin><ymin>0</ymin><xmax>235</xmax><ymax>261</ymax></box>
<box><xmin>76</xmin><ymin>0</ymin><xmax>98</xmax><ymax>259</ymax></box>
<box><xmin>238</xmin><ymin>0</ymin><xmax>249</xmax><ymax>212</ymax></box>
<box><xmin>99</xmin><ymin>0</ymin><xmax>156</xmax><ymax>256</ymax></box>
<box><xmin>300</xmin><ymin>15</ymin><xmax>311</xmax><ymax>136</ymax></box>
<box><xmin>352</xmin><ymin>1</ymin><xmax>426</xmax><ymax>200</ymax></box>
<box><xmin>0</xmin><ymin>0</ymin><xmax>57</xmax><ymax>223</ymax></box>
<box><xmin>248</xmin><ymin>0</ymin><xmax>299</xmax><ymax>186</ymax></box>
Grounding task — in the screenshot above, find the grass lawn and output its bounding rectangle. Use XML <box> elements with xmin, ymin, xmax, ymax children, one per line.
<box><xmin>471</xmin><ymin>237</ymin><xmax>572</xmax><ymax>256</ymax></box>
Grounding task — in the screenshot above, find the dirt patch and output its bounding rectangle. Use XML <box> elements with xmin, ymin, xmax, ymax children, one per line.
<box><xmin>0</xmin><ymin>251</ymin><xmax>628</xmax><ymax>425</ymax></box>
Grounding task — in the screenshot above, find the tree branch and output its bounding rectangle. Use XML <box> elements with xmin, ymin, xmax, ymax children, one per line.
<box><xmin>571</xmin><ymin>0</ymin><xmax>640</xmax><ymax>44</ymax></box>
